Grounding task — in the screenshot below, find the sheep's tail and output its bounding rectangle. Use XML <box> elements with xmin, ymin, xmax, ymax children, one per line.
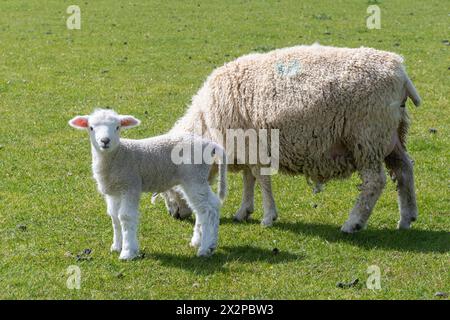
<box><xmin>405</xmin><ymin>75</ymin><xmax>421</xmax><ymax>107</ymax></box>
<box><xmin>212</xmin><ymin>143</ymin><xmax>227</xmax><ymax>202</ymax></box>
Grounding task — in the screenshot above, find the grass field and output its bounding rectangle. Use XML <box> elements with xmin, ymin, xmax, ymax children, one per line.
<box><xmin>0</xmin><ymin>0</ymin><xmax>448</xmax><ymax>299</ymax></box>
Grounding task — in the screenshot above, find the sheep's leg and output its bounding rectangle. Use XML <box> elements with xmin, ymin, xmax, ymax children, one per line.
<box><xmin>251</xmin><ymin>167</ymin><xmax>278</xmax><ymax>227</ymax></box>
<box><xmin>341</xmin><ymin>166</ymin><xmax>386</xmax><ymax>233</ymax></box>
<box><xmin>118</xmin><ymin>192</ymin><xmax>140</xmax><ymax>260</ymax></box>
<box><xmin>385</xmin><ymin>145</ymin><xmax>418</xmax><ymax>229</ymax></box>
<box><xmin>106</xmin><ymin>195</ymin><xmax>122</xmax><ymax>253</ymax></box>
<box><xmin>233</xmin><ymin>167</ymin><xmax>256</xmax><ymax>222</ymax></box>
<box><xmin>182</xmin><ymin>184</ymin><xmax>220</xmax><ymax>257</ymax></box>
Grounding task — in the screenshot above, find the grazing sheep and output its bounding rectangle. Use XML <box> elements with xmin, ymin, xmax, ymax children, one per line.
<box><xmin>69</xmin><ymin>109</ymin><xmax>226</xmax><ymax>259</ymax></box>
<box><xmin>161</xmin><ymin>44</ymin><xmax>421</xmax><ymax>233</ymax></box>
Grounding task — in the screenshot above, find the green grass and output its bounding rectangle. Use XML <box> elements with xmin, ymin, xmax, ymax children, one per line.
<box><xmin>0</xmin><ymin>0</ymin><xmax>448</xmax><ymax>299</ymax></box>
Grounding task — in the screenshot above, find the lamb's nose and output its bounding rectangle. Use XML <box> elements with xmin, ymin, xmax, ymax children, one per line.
<box><xmin>101</xmin><ymin>138</ymin><xmax>110</xmax><ymax>145</ymax></box>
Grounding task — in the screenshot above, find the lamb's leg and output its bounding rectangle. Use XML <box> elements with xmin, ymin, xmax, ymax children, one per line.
<box><xmin>106</xmin><ymin>195</ymin><xmax>122</xmax><ymax>253</ymax></box>
<box><xmin>182</xmin><ymin>184</ymin><xmax>220</xmax><ymax>257</ymax></box>
<box><xmin>118</xmin><ymin>192</ymin><xmax>140</xmax><ymax>260</ymax></box>
<box><xmin>233</xmin><ymin>167</ymin><xmax>256</xmax><ymax>222</ymax></box>
<box><xmin>198</xmin><ymin>189</ymin><xmax>220</xmax><ymax>257</ymax></box>
<box><xmin>385</xmin><ymin>145</ymin><xmax>418</xmax><ymax>229</ymax></box>
<box><xmin>190</xmin><ymin>215</ymin><xmax>201</xmax><ymax>248</ymax></box>
<box><xmin>341</xmin><ymin>166</ymin><xmax>386</xmax><ymax>233</ymax></box>
<box><xmin>251</xmin><ymin>167</ymin><xmax>278</xmax><ymax>227</ymax></box>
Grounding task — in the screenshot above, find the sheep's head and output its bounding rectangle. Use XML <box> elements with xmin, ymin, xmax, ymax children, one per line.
<box><xmin>69</xmin><ymin>109</ymin><xmax>140</xmax><ymax>153</ymax></box>
<box><xmin>159</xmin><ymin>189</ymin><xmax>193</xmax><ymax>219</ymax></box>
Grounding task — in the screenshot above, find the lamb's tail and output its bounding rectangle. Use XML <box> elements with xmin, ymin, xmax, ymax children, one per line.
<box><xmin>212</xmin><ymin>143</ymin><xmax>227</xmax><ymax>202</ymax></box>
<box><xmin>405</xmin><ymin>76</ymin><xmax>421</xmax><ymax>107</ymax></box>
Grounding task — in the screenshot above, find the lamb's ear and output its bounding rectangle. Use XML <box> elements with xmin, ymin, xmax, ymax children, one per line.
<box><xmin>69</xmin><ymin>116</ymin><xmax>89</xmax><ymax>129</ymax></box>
<box><xmin>120</xmin><ymin>115</ymin><xmax>141</xmax><ymax>129</ymax></box>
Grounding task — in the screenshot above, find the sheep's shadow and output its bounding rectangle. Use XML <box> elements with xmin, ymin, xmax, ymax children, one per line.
<box><xmin>146</xmin><ymin>245</ymin><xmax>302</xmax><ymax>275</ymax></box>
<box><xmin>269</xmin><ymin>221</ymin><xmax>449</xmax><ymax>254</ymax></box>
<box><xmin>177</xmin><ymin>216</ymin><xmax>262</xmax><ymax>226</ymax></box>
<box><xmin>220</xmin><ymin>216</ymin><xmax>261</xmax><ymax>225</ymax></box>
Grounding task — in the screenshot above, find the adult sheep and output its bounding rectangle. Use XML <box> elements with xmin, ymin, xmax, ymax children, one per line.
<box><xmin>160</xmin><ymin>44</ymin><xmax>421</xmax><ymax>233</ymax></box>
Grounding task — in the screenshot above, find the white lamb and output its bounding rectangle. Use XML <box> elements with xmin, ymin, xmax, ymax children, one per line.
<box><xmin>69</xmin><ymin>109</ymin><xmax>226</xmax><ymax>259</ymax></box>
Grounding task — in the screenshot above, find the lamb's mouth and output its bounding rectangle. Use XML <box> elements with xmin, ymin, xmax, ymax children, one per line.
<box><xmin>100</xmin><ymin>145</ymin><xmax>110</xmax><ymax>150</ymax></box>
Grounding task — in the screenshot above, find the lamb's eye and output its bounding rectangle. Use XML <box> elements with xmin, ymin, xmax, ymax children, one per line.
<box><xmin>116</xmin><ymin>126</ymin><xmax>120</xmax><ymax>130</ymax></box>
<box><xmin>89</xmin><ymin>126</ymin><xmax>93</xmax><ymax>131</ymax></box>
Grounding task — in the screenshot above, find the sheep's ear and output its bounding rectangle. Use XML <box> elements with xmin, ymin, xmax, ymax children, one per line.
<box><xmin>120</xmin><ymin>115</ymin><xmax>141</xmax><ymax>129</ymax></box>
<box><xmin>69</xmin><ymin>116</ymin><xmax>89</xmax><ymax>129</ymax></box>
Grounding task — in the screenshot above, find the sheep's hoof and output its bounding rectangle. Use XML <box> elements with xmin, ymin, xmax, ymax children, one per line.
<box><xmin>232</xmin><ymin>215</ymin><xmax>245</xmax><ymax>223</ymax></box>
<box><xmin>340</xmin><ymin>220</ymin><xmax>365</xmax><ymax>234</ymax></box>
<box><xmin>233</xmin><ymin>207</ymin><xmax>253</xmax><ymax>222</ymax></box>
<box><xmin>261</xmin><ymin>218</ymin><xmax>274</xmax><ymax>227</ymax></box>
<box><xmin>398</xmin><ymin>217</ymin><xmax>416</xmax><ymax>230</ymax></box>
<box><xmin>110</xmin><ymin>244</ymin><xmax>122</xmax><ymax>253</ymax></box>
<box><xmin>119</xmin><ymin>249</ymin><xmax>139</xmax><ymax>260</ymax></box>
<box><xmin>261</xmin><ymin>220</ymin><xmax>273</xmax><ymax>227</ymax></box>
<box><xmin>398</xmin><ymin>211</ymin><xmax>417</xmax><ymax>230</ymax></box>
<box><xmin>397</xmin><ymin>221</ymin><xmax>411</xmax><ymax>230</ymax></box>
<box><xmin>261</xmin><ymin>213</ymin><xmax>277</xmax><ymax>227</ymax></box>
<box><xmin>197</xmin><ymin>246</ymin><xmax>215</xmax><ymax>257</ymax></box>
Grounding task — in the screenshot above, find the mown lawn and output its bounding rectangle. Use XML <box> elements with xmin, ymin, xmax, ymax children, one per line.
<box><xmin>0</xmin><ymin>0</ymin><xmax>448</xmax><ymax>299</ymax></box>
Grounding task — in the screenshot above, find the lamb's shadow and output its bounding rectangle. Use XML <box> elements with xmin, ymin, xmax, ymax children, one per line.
<box><xmin>271</xmin><ymin>221</ymin><xmax>449</xmax><ymax>253</ymax></box>
<box><xmin>147</xmin><ymin>245</ymin><xmax>302</xmax><ymax>275</ymax></box>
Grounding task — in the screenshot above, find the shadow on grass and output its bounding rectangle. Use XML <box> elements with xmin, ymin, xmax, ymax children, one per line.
<box><xmin>177</xmin><ymin>216</ymin><xmax>262</xmax><ymax>226</ymax></box>
<box><xmin>147</xmin><ymin>245</ymin><xmax>302</xmax><ymax>275</ymax></box>
<box><xmin>220</xmin><ymin>216</ymin><xmax>262</xmax><ymax>225</ymax></box>
<box><xmin>271</xmin><ymin>221</ymin><xmax>449</xmax><ymax>253</ymax></box>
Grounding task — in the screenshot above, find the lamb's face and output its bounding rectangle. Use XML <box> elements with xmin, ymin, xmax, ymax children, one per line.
<box><xmin>88</xmin><ymin>115</ymin><xmax>122</xmax><ymax>153</ymax></box>
<box><xmin>69</xmin><ymin>109</ymin><xmax>141</xmax><ymax>153</ymax></box>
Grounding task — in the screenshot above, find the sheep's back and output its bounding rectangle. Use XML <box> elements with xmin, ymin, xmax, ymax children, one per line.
<box><xmin>199</xmin><ymin>45</ymin><xmax>407</xmax><ymax>178</ymax></box>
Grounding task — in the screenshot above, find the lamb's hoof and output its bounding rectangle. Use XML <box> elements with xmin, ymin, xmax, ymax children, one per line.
<box><xmin>110</xmin><ymin>244</ymin><xmax>122</xmax><ymax>253</ymax></box>
<box><xmin>233</xmin><ymin>207</ymin><xmax>253</xmax><ymax>222</ymax></box>
<box><xmin>341</xmin><ymin>221</ymin><xmax>365</xmax><ymax>234</ymax></box>
<box><xmin>119</xmin><ymin>249</ymin><xmax>139</xmax><ymax>260</ymax></box>
<box><xmin>197</xmin><ymin>246</ymin><xmax>215</xmax><ymax>257</ymax></box>
<box><xmin>190</xmin><ymin>238</ymin><xmax>201</xmax><ymax>248</ymax></box>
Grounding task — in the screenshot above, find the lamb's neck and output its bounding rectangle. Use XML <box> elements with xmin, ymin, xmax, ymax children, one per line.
<box><xmin>91</xmin><ymin>145</ymin><xmax>119</xmax><ymax>177</ymax></box>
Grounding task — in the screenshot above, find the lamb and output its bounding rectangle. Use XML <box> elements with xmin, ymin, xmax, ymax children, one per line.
<box><xmin>161</xmin><ymin>44</ymin><xmax>421</xmax><ymax>233</ymax></box>
<box><xmin>69</xmin><ymin>109</ymin><xmax>226</xmax><ymax>259</ymax></box>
